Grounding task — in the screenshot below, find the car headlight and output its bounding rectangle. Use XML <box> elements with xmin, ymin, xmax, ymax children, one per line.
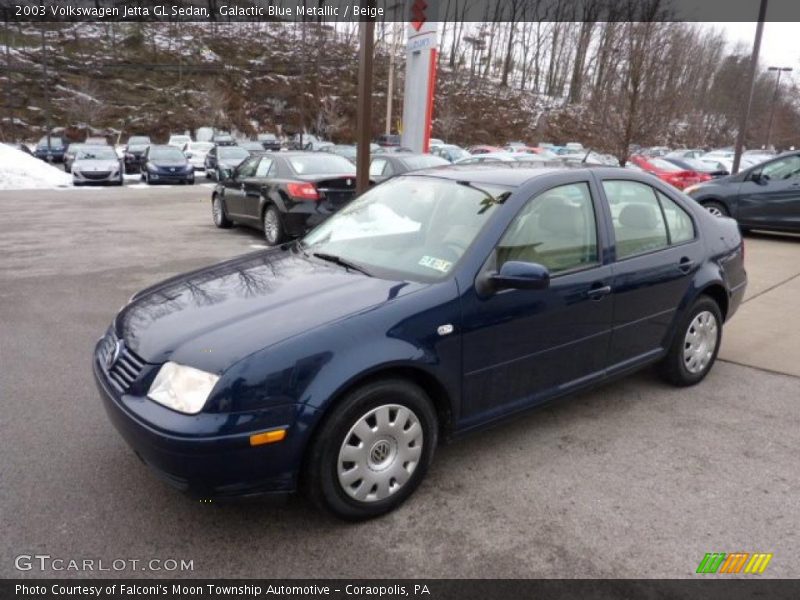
<box><xmin>684</xmin><ymin>184</ymin><xmax>700</xmax><ymax>195</ymax></box>
<box><xmin>147</xmin><ymin>362</ymin><xmax>219</xmax><ymax>414</ymax></box>
<box><xmin>146</xmin><ymin>162</ymin><xmax>158</xmax><ymax>172</ymax></box>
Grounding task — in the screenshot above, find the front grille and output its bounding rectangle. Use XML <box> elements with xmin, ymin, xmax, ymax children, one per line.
<box><xmin>81</xmin><ymin>171</ymin><xmax>111</xmax><ymax>180</ymax></box>
<box><xmin>99</xmin><ymin>331</ymin><xmax>146</xmax><ymax>393</ymax></box>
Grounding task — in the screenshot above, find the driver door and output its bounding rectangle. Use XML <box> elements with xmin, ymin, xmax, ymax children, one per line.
<box><xmin>737</xmin><ymin>155</ymin><xmax>800</xmax><ymax>230</ymax></box>
<box><xmin>223</xmin><ymin>156</ymin><xmax>260</xmax><ymax>218</ymax></box>
<box><xmin>459</xmin><ymin>180</ymin><xmax>614</xmax><ymax>427</ymax></box>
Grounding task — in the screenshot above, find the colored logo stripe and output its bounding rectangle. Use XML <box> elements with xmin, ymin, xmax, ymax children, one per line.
<box><xmin>697</xmin><ymin>552</ymin><xmax>772</xmax><ymax>574</ymax></box>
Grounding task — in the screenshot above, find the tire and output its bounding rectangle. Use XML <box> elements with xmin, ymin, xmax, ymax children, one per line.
<box><xmin>702</xmin><ymin>201</ymin><xmax>728</xmax><ymax>218</ymax></box>
<box><xmin>211</xmin><ymin>194</ymin><xmax>232</xmax><ymax>229</ymax></box>
<box><xmin>205</xmin><ymin>168</ymin><xmax>212</xmax><ymax>180</ymax></box>
<box><xmin>262</xmin><ymin>205</ymin><xmax>285</xmax><ymax>246</ymax></box>
<box><xmin>304</xmin><ymin>379</ymin><xmax>438</xmax><ymax>520</ymax></box>
<box><xmin>657</xmin><ymin>295</ymin><xmax>723</xmax><ymax>387</ymax></box>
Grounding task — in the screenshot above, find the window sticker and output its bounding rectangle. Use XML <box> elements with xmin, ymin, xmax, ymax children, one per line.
<box><xmin>418</xmin><ymin>255</ymin><xmax>453</xmax><ymax>273</ymax></box>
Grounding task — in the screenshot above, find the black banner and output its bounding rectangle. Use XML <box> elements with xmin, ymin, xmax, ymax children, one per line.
<box><xmin>1</xmin><ymin>0</ymin><xmax>800</xmax><ymax>23</ymax></box>
<box><xmin>4</xmin><ymin>580</ymin><xmax>800</xmax><ymax>600</ymax></box>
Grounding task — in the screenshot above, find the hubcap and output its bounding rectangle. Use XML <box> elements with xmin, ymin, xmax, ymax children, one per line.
<box><xmin>337</xmin><ymin>404</ymin><xmax>423</xmax><ymax>503</ymax></box>
<box><xmin>264</xmin><ymin>210</ymin><xmax>279</xmax><ymax>243</ymax></box>
<box><xmin>683</xmin><ymin>311</ymin><xmax>718</xmax><ymax>374</ymax></box>
<box><xmin>706</xmin><ymin>205</ymin><xmax>723</xmax><ymax>218</ymax></box>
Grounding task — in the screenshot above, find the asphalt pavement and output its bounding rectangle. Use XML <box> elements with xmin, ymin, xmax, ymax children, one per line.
<box><xmin>1</xmin><ymin>186</ymin><xmax>798</xmax><ymax>578</ymax></box>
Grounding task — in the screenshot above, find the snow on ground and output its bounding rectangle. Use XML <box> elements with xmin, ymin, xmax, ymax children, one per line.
<box><xmin>0</xmin><ymin>144</ymin><xmax>72</xmax><ymax>190</ymax></box>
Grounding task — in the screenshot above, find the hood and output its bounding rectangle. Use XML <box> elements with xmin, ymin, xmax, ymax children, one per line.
<box><xmin>116</xmin><ymin>248</ymin><xmax>424</xmax><ymax>371</ymax></box>
<box><xmin>74</xmin><ymin>159</ymin><xmax>119</xmax><ymax>171</ymax></box>
<box><xmin>150</xmin><ymin>159</ymin><xmax>189</xmax><ymax>168</ymax></box>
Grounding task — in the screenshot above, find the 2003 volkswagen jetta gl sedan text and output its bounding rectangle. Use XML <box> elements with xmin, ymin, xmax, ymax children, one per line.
<box><xmin>94</xmin><ymin>166</ymin><xmax>747</xmax><ymax>520</ymax></box>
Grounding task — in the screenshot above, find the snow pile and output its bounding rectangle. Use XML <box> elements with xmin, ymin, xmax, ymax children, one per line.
<box><xmin>0</xmin><ymin>143</ymin><xmax>72</xmax><ymax>190</ymax></box>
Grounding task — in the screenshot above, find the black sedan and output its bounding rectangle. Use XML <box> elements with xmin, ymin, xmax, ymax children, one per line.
<box><xmin>123</xmin><ymin>136</ymin><xmax>151</xmax><ymax>174</ymax></box>
<box><xmin>141</xmin><ymin>145</ymin><xmax>195</xmax><ymax>185</ymax></box>
<box><xmin>369</xmin><ymin>153</ymin><xmax>449</xmax><ymax>183</ymax></box>
<box><xmin>211</xmin><ymin>152</ymin><xmax>357</xmax><ymax>245</ymax></box>
<box><xmin>95</xmin><ymin>166</ymin><xmax>745</xmax><ymax>519</ymax></box>
<box><xmin>33</xmin><ymin>136</ymin><xmax>67</xmax><ymax>163</ymax></box>
<box><xmin>685</xmin><ymin>151</ymin><xmax>800</xmax><ymax>232</ymax></box>
<box><xmin>204</xmin><ymin>145</ymin><xmax>251</xmax><ymax>181</ymax></box>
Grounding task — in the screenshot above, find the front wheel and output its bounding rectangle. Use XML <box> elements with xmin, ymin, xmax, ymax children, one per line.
<box><xmin>702</xmin><ymin>201</ymin><xmax>728</xmax><ymax>218</ymax></box>
<box><xmin>304</xmin><ymin>379</ymin><xmax>438</xmax><ymax>520</ymax></box>
<box><xmin>211</xmin><ymin>195</ymin><xmax>232</xmax><ymax>229</ymax></box>
<box><xmin>658</xmin><ymin>296</ymin><xmax>723</xmax><ymax>386</ymax></box>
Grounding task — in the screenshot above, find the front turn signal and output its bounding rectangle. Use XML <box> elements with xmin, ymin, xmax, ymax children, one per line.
<box><xmin>249</xmin><ymin>429</ymin><xmax>287</xmax><ymax>446</ymax></box>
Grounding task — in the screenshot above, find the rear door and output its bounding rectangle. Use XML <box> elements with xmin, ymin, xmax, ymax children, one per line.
<box><xmin>736</xmin><ymin>155</ymin><xmax>800</xmax><ymax>231</ymax></box>
<box><xmin>242</xmin><ymin>156</ymin><xmax>275</xmax><ymax>220</ymax></box>
<box><xmin>599</xmin><ymin>178</ymin><xmax>702</xmax><ymax>372</ymax></box>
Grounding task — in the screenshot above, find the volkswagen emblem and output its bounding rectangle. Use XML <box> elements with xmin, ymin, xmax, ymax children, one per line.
<box><xmin>370</xmin><ymin>440</ymin><xmax>391</xmax><ymax>464</ymax></box>
<box><xmin>106</xmin><ymin>339</ymin><xmax>122</xmax><ymax>370</ymax></box>
<box><xmin>170</xmin><ymin>167</ymin><xmax>176</xmax><ymax>172</ymax></box>
<box><xmin>346</xmin><ymin>178</ymin><xmax>352</xmax><ymax>186</ymax></box>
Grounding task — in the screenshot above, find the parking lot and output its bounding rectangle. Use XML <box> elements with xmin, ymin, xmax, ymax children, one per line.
<box><xmin>1</xmin><ymin>185</ymin><xmax>799</xmax><ymax>578</ymax></box>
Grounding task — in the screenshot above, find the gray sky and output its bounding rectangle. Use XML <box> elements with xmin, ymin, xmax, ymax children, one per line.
<box><xmin>715</xmin><ymin>22</ymin><xmax>800</xmax><ymax>81</ymax></box>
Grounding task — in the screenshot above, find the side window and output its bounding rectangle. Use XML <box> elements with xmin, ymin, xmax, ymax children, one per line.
<box><xmin>497</xmin><ymin>182</ymin><xmax>599</xmax><ymax>274</ymax></box>
<box><xmin>237</xmin><ymin>156</ymin><xmax>259</xmax><ymax>178</ymax></box>
<box><xmin>369</xmin><ymin>159</ymin><xmax>387</xmax><ymax>177</ymax></box>
<box><xmin>760</xmin><ymin>155</ymin><xmax>800</xmax><ymax>181</ymax></box>
<box><xmin>603</xmin><ymin>180</ymin><xmax>668</xmax><ymax>259</ymax></box>
<box><xmin>657</xmin><ymin>191</ymin><xmax>695</xmax><ymax>244</ymax></box>
<box><xmin>255</xmin><ymin>158</ymin><xmax>273</xmax><ymax>178</ymax></box>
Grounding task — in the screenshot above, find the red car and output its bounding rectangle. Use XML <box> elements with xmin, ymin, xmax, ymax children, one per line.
<box><xmin>630</xmin><ymin>155</ymin><xmax>711</xmax><ymax>190</ymax></box>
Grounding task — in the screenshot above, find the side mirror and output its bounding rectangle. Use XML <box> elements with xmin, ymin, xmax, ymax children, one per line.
<box><xmin>490</xmin><ymin>261</ymin><xmax>550</xmax><ymax>291</ymax></box>
<box><xmin>749</xmin><ymin>170</ymin><xmax>766</xmax><ymax>184</ymax></box>
<box><xmin>220</xmin><ymin>168</ymin><xmax>233</xmax><ymax>181</ymax></box>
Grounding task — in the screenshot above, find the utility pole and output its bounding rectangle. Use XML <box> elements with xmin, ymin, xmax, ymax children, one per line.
<box><xmin>356</xmin><ymin>15</ymin><xmax>375</xmax><ymax>195</ymax></box>
<box><xmin>385</xmin><ymin>22</ymin><xmax>398</xmax><ymax>136</ymax></box>
<box><xmin>40</xmin><ymin>24</ymin><xmax>52</xmax><ymax>149</ymax></box>
<box><xmin>765</xmin><ymin>66</ymin><xmax>792</xmax><ymax>150</ymax></box>
<box><xmin>299</xmin><ymin>1</ymin><xmax>307</xmax><ymax>150</ymax></box>
<box><xmin>732</xmin><ymin>0</ymin><xmax>768</xmax><ymax>175</ymax></box>
<box><xmin>5</xmin><ymin>12</ymin><xmax>12</xmax><ymax>141</ymax></box>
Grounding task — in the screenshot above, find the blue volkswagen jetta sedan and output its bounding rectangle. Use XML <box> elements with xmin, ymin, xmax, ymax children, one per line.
<box><xmin>94</xmin><ymin>166</ymin><xmax>747</xmax><ymax>520</ymax></box>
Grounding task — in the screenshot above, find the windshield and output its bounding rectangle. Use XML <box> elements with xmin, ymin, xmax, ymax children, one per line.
<box><xmin>149</xmin><ymin>146</ymin><xmax>185</xmax><ymax>161</ymax></box>
<box><xmin>188</xmin><ymin>142</ymin><xmax>213</xmax><ymax>152</ymax></box>
<box><xmin>218</xmin><ymin>146</ymin><xmax>250</xmax><ymax>159</ymax></box>
<box><xmin>289</xmin><ymin>155</ymin><xmax>356</xmax><ymax>175</ymax></box>
<box><xmin>128</xmin><ymin>136</ymin><xmax>150</xmax><ymax>145</ymax></box>
<box><xmin>76</xmin><ymin>146</ymin><xmax>117</xmax><ymax>160</ymax></box>
<box><xmin>38</xmin><ymin>137</ymin><xmax>64</xmax><ymax>148</ymax></box>
<box><xmin>302</xmin><ymin>176</ymin><xmax>511</xmax><ymax>281</ymax></box>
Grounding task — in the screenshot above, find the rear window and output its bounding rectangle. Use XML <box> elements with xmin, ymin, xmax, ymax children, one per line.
<box><xmin>649</xmin><ymin>158</ymin><xmax>682</xmax><ymax>172</ymax></box>
<box><xmin>288</xmin><ymin>155</ymin><xmax>357</xmax><ymax>175</ymax></box>
<box><xmin>401</xmin><ymin>156</ymin><xmax>449</xmax><ymax>170</ymax></box>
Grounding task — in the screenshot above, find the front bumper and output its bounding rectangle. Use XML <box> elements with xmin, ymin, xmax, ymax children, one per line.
<box><xmin>73</xmin><ymin>169</ymin><xmax>121</xmax><ymax>185</ymax></box>
<box><xmin>93</xmin><ymin>342</ymin><xmax>315</xmax><ymax>498</ymax></box>
<box><xmin>146</xmin><ymin>169</ymin><xmax>195</xmax><ymax>183</ymax></box>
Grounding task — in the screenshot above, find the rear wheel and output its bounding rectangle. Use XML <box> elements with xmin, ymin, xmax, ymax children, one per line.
<box><xmin>211</xmin><ymin>194</ymin><xmax>232</xmax><ymax>229</ymax></box>
<box><xmin>658</xmin><ymin>296</ymin><xmax>723</xmax><ymax>386</ymax></box>
<box><xmin>304</xmin><ymin>379</ymin><xmax>438</xmax><ymax>520</ymax></box>
<box><xmin>263</xmin><ymin>205</ymin><xmax>285</xmax><ymax>246</ymax></box>
<box><xmin>702</xmin><ymin>201</ymin><xmax>728</xmax><ymax>218</ymax></box>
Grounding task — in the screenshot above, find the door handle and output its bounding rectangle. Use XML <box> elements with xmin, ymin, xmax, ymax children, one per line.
<box><xmin>678</xmin><ymin>257</ymin><xmax>695</xmax><ymax>273</ymax></box>
<box><xmin>586</xmin><ymin>284</ymin><xmax>612</xmax><ymax>300</ymax></box>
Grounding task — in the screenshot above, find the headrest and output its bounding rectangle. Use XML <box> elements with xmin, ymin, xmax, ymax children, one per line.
<box><xmin>619</xmin><ymin>203</ymin><xmax>659</xmax><ymax>230</ymax></box>
<box><xmin>539</xmin><ymin>201</ymin><xmax>582</xmax><ymax>237</ymax></box>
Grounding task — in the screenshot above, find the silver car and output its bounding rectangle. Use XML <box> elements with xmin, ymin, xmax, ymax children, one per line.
<box><xmin>72</xmin><ymin>145</ymin><xmax>124</xmax><ymax>186</ymax></box>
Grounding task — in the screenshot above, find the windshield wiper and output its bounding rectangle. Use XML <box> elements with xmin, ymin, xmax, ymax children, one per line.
<box><xmin>456</xmin><ymin>180</ymin><xmax>511</xmax><ymax>214</ymax></box>
<box><xmin>312</xmin><ymin>252</ymin><xmax>372</xmax><ymax>277</ymax></box>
